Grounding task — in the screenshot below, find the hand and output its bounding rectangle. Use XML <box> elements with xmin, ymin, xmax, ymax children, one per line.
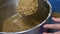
<box><xmin>43</xmin><ymin>17</ymin><xmax>60</xmax><ymax>34</ymax></box>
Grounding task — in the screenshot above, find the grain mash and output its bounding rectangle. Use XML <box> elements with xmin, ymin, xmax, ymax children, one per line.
<box><xmin>17</xmin><ymin>0</ymin><xmax>38</xmax><ymax>16</ymax></box>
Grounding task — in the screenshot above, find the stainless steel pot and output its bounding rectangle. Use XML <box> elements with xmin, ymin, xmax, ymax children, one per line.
<box><xmin>0</xmin><ymin>0</ymin><xmax>52</xmax><ymax>34</ymax></box>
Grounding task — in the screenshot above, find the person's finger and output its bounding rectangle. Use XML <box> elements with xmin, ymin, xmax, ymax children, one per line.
<box><xmin>43</xmin><ymin>32</ymin><xmax>53</xmax><ymax>34</ymax></box>
<box><xmin>52</xmin><ymin>17</ymin><xmax>60</xmax><ymax>22</ymax></box>
<box><xmin>43</xmin><ymin>24</ymin><xmax>60</xmax><ymax>30</ymax></box>
<box><xmin>54</xmin><ymin>31</ymin><xmax>60</xmax><ymax>34</ymax></box>
<box><xmin>43</xmin><ymin>31</ymin><xmax>60</xmax><ymax>34</ymax></box>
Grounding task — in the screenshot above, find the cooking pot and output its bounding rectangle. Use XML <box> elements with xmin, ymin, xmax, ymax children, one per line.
<box><xmin>0</xmin><ymin>0</ymin><xmax>52</xmax><ymax>34</ymax></box>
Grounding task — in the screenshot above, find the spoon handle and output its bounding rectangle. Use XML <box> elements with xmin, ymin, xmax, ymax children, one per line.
<box><xmin>52</xmin><ymin>12</ymin><xmax>60</xmax><ymax>18</ymax></box>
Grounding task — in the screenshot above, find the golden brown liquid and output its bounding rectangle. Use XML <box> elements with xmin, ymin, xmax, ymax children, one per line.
<box><xmin>2</xmin><ymin>13</ymin><xmax>40</xmax><ymax>32</ymax></box>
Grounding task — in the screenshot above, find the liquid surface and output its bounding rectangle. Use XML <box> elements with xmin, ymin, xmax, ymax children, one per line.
<box><xmin>2</xmin><ymin>13</ymin><xmax>40</xmax><ymax>32</ymax></box>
